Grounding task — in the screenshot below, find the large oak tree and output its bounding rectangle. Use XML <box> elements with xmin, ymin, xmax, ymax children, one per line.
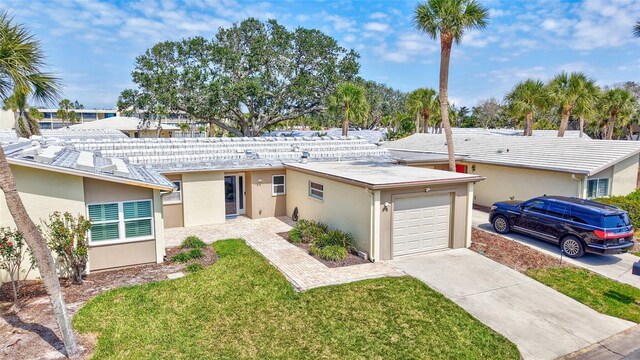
<box><xmin>119</xmin><ymin>18</ymin><xmax>359</xmax><ymax>136</ymax></box>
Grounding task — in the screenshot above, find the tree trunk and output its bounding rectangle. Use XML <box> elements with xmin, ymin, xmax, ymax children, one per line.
<box><xmin>342</xmin><ymin>116</ymin><xmax>349</xmax><ymax>136</ymax></box>
<box><xmin>607</xmin><ymin>112</ymin><xmax>616</xmax><ymax>140</ymax></box>
<box><xmin>439</xmin><ymin>32</ymin><xmax>456</xmax><ymax>172</ymax></box>
<box><xmin>423</xmin><ymin>114</ymin><xmax>430</xmax><ymax>134</ymax></box>
<box><xmin>525</xmin><ymin>112</ymin><xmax>533</xmax><ymax>136</ymax></box>
<box><xmin>579</xmin><ymin>116</ymin><xmax>584</xmax><ymax>138</ymax></box>
<box><xmin>415</xmin><ymin>111</ymin><xmax>420</xmax><ymax>134</ymax></box>
<box><xmin>557</xmin><ymin>107</ymin><xmax>570</xmax><ymax>137</ymax></box>
<box><xmin>0</xmin><ymin>147</ymin><xmax>79</xmax><ymax>358</ymax></box>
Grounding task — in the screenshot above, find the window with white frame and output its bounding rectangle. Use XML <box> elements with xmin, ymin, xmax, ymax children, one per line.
<box><xmin>272</xmin><ymin>175</ymin><xmax>285</xmax><ymax>195</ymax></box>
<box><xmin>87</xmin><ymin>200</ymin><xmax>154</xmax><ymax>244</ymax></box>
<box><xmin>587</xmin><ymin>178</ymin><xmax>610</xmax><ymax>199</ymax></box>
<box><xmin>309</xmin><ymin>181</ymin><xmax>324</xmax><ymax>200</ymax></box>
<box><xmin>163</xmin><ymin>181</ymin><xmax>182</xmax><ymax>204</ymax></box>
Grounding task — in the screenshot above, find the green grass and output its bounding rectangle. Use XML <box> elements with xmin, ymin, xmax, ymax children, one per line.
<box><xmin>527</xmin><ymin>267</ymin><xmax>640</xmax><ymax>323</ymax></box>
<box><xmin>74</xmin><ymin>240</ymin><xmax>519</xmax><ymax>359</ymax></box>
<box><xmin>631</xmin><ymin>251</ymin><xmax>640</xmax><ymax>257</ymax></box>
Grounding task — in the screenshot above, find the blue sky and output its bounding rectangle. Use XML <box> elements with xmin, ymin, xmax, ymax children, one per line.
<box><xmin>2</xmin><ymin>0</ymin><xmax>640</xmax><ymax>109</ymax></box>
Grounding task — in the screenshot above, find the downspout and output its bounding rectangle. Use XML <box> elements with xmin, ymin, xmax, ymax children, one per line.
<box><xmin>571</xmin><ymin>174</ymin><xmax>583</xmax><ymax>198</ymax></box>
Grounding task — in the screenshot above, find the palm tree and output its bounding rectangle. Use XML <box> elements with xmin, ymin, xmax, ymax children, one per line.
<box><xmin>0</xmin><ymin>12</ymin><xmax>79</xmax><ymax>357</ymax></box>
<box><xmin>572</xmin><ymin>79</ymin><xmax>600</xmax><ymax>138</ymax></box>
<box><xmin>3</xmin><ymin>91</ymin><xmax>42</xmax><ymax>137</ymax></box>
<box><xmin>414</xmin><ymin>0</ymin><xmax>489</xmax><ymax>171</ymax></box>
<box><xmin>406</xmin><ymin>88</ymin><xmax>437</xmax><ymax>133</ymax></box>
<box><xmin>547</xmin><ymin>72</ymin><xmax>594</xmax><ymax>137</ymax></box>
<box><xmin>329</xmin><ymin>82</ymin><xmax>370</xmax><ymax>136</ymax></box>
<box><xmin>634</xmin><ymin>20</ymin><xmax>640</xmax><ymax>37</ymax></box>
<box><xmin>600</xmin><ymin>88</ymin><xmax>636</xmax><ymax>140</ymax></box>
<box><xmin>504</xmin><ymin>79</ymin><xmax>547</xmax><ymax>136</ymax></box>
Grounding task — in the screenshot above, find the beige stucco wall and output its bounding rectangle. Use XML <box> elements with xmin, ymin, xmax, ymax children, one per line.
<box><xmin>285</xmin><ymin>169</ymin><xmax>373</xmax><ymax>253</ymax></box>
<box><xmin>246</xmin><ymin>169</ymin><xmax>287</xmax><ymax>219</ymax></box>
<box><xmin>84</xmin><ymin>178</ymin><xmax>158</xmax><ymax>271</ymax></box>
<box><xmin>610</xmin><ymin>155</ymin><xmax>639</xmax><ymax>196</ymax></box>
<box><xmin>0</xmin><ymin>165</ymin><xmax>86</xmax><ymax>229</ymax></box>
<box><xmin>0</xmin><ymin>109</ymin><xmax>14</xmax><ymax>129</ymax></box>
<box><xmin>181</xmin><ymin>171</ymin><xmax>225</xmax><ymax>226</ymax></box>
<box><xmin>163</xmin><ymin>174</ymin><xmax>184</xmax><ymax>228</ymax></box>
<box><xmin>456</xmin><ymin>162</ymin><xmax>580</xmax><ymax>207</ymax></box>
<box><xmin>378</xmin><ymin>182</ymin><xmax>470</xmax><ymax>260</ymax></box>
<box><xmin>0</xmin><ymin>165</ymin><xmax>86</xmax><ymax>282</ymax></box>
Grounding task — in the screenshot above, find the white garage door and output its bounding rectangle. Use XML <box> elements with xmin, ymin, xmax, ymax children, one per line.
<box><xmin>392</xmin><ymin>194</ymin><xmax>451</xmax><ymax>257</ymax></box>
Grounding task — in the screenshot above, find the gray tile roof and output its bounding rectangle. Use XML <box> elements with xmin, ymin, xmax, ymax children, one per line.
<box><xmin>63</xmin><ymin>136</ymin><xmax>391</xmax><ymax>172</ymax></box>
<box><xmin>383</xmin><ymin>134</ymin><xmax>640</xmax><ymax>175</ymax></box>
<box><xmin>0</xmin><ymin>128</ymin><xmax>127</xmax><ymax>144</ymax></box>
<box><xmin>3</xmin><ymin>139</ymin><xmax>174</xmax><ymax>190</ymax></box>
<box><xmin>387</xmin><ymin>149</ymin><xmax>464</xmax><ymax>164</ymax></box>
<box><xmin>264</xmin><ymin>129</ymin><xmax>386</xmax><ymax>144</ymax></box>
<box><xmin>429</xmin><ymin>128</ymin><xmax>590</xmax><ymax>139</ymax></box>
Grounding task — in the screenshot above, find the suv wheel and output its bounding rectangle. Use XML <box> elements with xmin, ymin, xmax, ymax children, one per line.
<box><xmin>492</xmin><ymin>215</ymin><xmax>510</xmax><ymax>234</ymax></box>
<box><xmin>561</xmin><ymin>236</ymin><xmax>585</xmax><ymax>258</ymax></box>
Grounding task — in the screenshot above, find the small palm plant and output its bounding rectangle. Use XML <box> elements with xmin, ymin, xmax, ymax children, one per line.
<box><xmin>329</xmin><ymin>82</ymin><xmax>370</xmax><ymax>137</ymax></box>
<box><xmin>504</xmin><ymin>79</ymin><xmax>547</xmax><ymax>136</ymax></box>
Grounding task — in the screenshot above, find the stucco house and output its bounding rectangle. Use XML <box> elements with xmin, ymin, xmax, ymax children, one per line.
<box><xmin>1</xmin><ymin>131</ymin><xmax>482</xmax><ymax>281</ymax></box>
<box><xmin>384</xmin><ymin>134</ymin><xmax>640</xmax><ymax>207</ymax></box>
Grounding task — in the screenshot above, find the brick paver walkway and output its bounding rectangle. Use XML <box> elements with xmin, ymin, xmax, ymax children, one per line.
<box><xmin>164</xmin><ymin>216</ymin><xmax>403</xmax><ymax>291</ymax></box>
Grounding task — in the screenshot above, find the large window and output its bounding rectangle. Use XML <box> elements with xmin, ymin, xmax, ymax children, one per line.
<box><xmin>163</xmin><ymin>181</ymin><xmax>182</xmax><ymax>204</ymax></box>
<box><xmin>587</xmin><ymin>178</ymin><xmax>609</xmax><ymax>199</ymax></box>
<box><xmin>309</xmin><ymin>181</ymin><xmax>324</xmax><ymax>200</ymax></box>
<box><xmin>88</xmin><ymin>200</ymin><xmax>153</xmax><ymax>244</ymax></box>
<box><xmin>272</xmin><ymin>175</ymin><xmax>285</xmax><ymax>195</ymax></box>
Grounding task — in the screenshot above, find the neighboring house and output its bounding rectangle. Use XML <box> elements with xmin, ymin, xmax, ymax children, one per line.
<box><xmin>69</xmin><ymin>116</ymin><xmax>180</xmax><ymax>138</ymax></box>
<box><xmin>384</xmin><ymin>134</ymin><xmax>640</xmax><ymax>207</ymax></box>
<box><xmin>1</xmin><ymin>132</ymin><xmax>482</xmax><ymax>282</ymax></box>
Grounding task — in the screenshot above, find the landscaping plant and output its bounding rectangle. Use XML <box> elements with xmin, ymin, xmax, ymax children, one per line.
<box><xmin>43</xmin><ymin>212</ymin><xmax>92</xmax><ymax>284</ymax></box>
<box><xmin>289</xmin><ymin>219</ymin><xmax>329</xmax><ymax>244</ymax></box>
<box><xmin>309</xmin><ymin>244</ymin><xmax>349</xmax><ymax>261</ymax></box>
<box><xmin>0</xmin><ymin>227</ymin><xmax>36</xmax><ymax>308</ymax></box>
<box><xmin>181</xmin><ymin>235</ymin><xmax>206</xmax><ymax>249</ymax></box>
<box><xmin>595</xmin><ymin>189</ymin><xmax>640</xmax><ymax>229</ymax></box>
<box><xmin>171</xmin><ymin>248</ymin><xmax>203</xmax><ymax>263</ymax></box>
<box><xmin>186</xmin><ymin>263</ymin><xmax>204</xmax><ymax>273</ymax></box>
<box><xmin>314</xmin><ymin>230</ymin><xmax>355</xmax><ymax>252</ymax></box>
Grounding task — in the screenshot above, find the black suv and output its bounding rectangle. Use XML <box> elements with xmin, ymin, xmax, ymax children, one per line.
<box><xmin>489</xmin><ymin>196</ymin><xmax>635</xmax><ymax>258</ymax></box>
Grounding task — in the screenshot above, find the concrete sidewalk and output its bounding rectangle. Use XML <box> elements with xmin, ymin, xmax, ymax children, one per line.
<box><xmin>390</xmin><ymin>249</ymin><xmax>636</xmax><ymax>360</ymax></box>
<box><xmin>472</xmin><ymin>209</ymin><xmax>640</xmax><ymax>289</ymax></box>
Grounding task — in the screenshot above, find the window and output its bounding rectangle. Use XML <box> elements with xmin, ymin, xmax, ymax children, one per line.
<box><xmin>309</xmin><ymin>181</ymin><xmax>324</xmax><ymax>200</ymax></box>
<box><xmin>587</xmin><ymin>178</ymin><xmax>609</xmax><ymax>199</ymax></box>
<box><xmin>163</xmin><ymin>181</ymin><xmax>182</xmax><ymax>204</ymax></box>
<box><xmin>523</xmin><ymin>200</ymin><xmax>546</xmax><ymax>214</ymax></box>
<box><xmin>546</xmin><ymin>203</ymin><xmax>570</xmax><ymax>219</ymax></box>
<box><xmin>272</xmin><ymin>175</ymin><xmax>285</xmax><ymax>195</ymax></box>
<box><xmin>87</xmin><ymin>200</ymin><xmax>153</xmax><ymax>244</ymax></box>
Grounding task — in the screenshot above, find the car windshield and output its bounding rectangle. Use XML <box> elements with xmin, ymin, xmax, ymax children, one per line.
<box><xmin>603</xmin><ymin>213</ymin><xmax>631</xmax><ymax>228</ymax></box>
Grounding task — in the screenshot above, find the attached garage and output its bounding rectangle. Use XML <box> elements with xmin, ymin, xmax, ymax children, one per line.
<box><xmin>392</xmin><ymin>194</ymin><xmax>451</xmax><ymax>257</ymax></box>
<box><xmin>285</xmin><ymin>161</ymin><xmax>483</xmax><ymax>261</ymax></box>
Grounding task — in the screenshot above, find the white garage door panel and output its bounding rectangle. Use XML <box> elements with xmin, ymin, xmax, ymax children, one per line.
<box><xmin>393</xmin><ymin>194</ymin><xmax>451</xmax><ymax>257</ymax></box>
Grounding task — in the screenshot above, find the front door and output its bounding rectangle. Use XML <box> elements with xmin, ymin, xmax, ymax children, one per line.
<box><xmin>224</xmin><ymin>174</ymin><xmax>245</xmax><ymax>217</ymax></box>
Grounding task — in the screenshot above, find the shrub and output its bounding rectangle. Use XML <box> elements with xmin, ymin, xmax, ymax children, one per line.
<box><xmin>186</xmin><ymin>263</ymin><xmax>204</xmax><ymax>273</ymax></box>
<box><xmin>43</xmin><ymin>212</ymin><xmax>92</xmax><ymax>285</ymax></box>
<box><xmin>289</xmin><ymin>220</ymin><xmax>328</xmax><ymax>244</ymax></box>
<box><xmin>181</xmin><ymin>235</ymin><xmax>205</xmax><ymax>249</ymax></box>
<box><xmin>314</xmin><ymin>230</ymin><xmax>355</xmax><ymax>252</ymax></box>
<box><xmin>309</xmin><ymin>245</ymin><xmax>348</xmax><ymax>261</ymax></box>
<box><xmin>172</xmin><ymin>248</ymin><xmax>204</xmax><ymax>263</ymax></box>
<box><xmin>0</xmin><ymin>228</ymin><xmax>36</xmax><ymax>306</ymax></box>
<box><xmin>595</xmin><ymin>190</ymin><xmax>640</xmax><ymax>230</ymax></box>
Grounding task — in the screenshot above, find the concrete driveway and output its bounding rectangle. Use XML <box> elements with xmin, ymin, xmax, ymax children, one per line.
<box><xmin>390</xmin><ymin>249</ymin><xmax>636</xmax><ymax>360</ymax></box>
<box><xmin>473</xmin><ymin>210</ymin><xmax>640</xmax><ymax>289</ymax></box>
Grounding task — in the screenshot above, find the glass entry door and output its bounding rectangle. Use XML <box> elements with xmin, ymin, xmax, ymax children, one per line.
<box><xmin>224</xmin><ymin>174</ymin><xmax>245</xmax><ymax>217</ymax></box>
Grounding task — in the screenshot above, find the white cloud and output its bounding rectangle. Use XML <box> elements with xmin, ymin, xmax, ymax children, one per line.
<box><xmin>296</xmin><ymin>14</ymin><xmax>310</xmax><ymax>22</ymax></box>
<box><xmin>363</xmin><ymin>22</ymin><xmax>390</xmax><ymax>32</ymax></box>
<box><xmin>343</xmin><ymin>34</ymin><xmax>357</xmax><ymax>43</ymax></box>
<box><xmin>322</xmin><ymin>12</ymin><xmax>356</xmax><ymax>32</ymax></box>
<box><xmin>370</xmin><ymin>12</ymin><xmax>387</xmax><ymax>19</ymax></box>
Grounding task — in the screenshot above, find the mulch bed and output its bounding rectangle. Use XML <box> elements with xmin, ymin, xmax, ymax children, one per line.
<box><xmin>470</xmin><ymin>228</ymin><xmax>573</xmax><ymax>273</ymax></box>
<box><xmin>277</xmin><ymin>232</ymin><xmax>370</xmax><ymax>268</ymax></box>
<box><xmin>165</xmin><ymin>244</ymin><xmax>218</xmax><ymax>267</ymax></box>
<box><xmin>0</xmin><ymin>246</ymin><xmax>218</xmax><ymax>359</ymax></box>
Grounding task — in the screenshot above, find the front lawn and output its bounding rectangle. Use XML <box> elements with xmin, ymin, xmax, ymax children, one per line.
<box><xmin>74</xmin><ymin>239</ymin><xmax>519</xmax><ymax>359</ymax></box>
<box><xmin>527</xmin><ymin>267</ymin><xmax>640</xmax><ymax>323</ymax></box>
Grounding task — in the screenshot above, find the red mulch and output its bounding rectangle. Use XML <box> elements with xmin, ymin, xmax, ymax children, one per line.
<box><xmin>0</xmin><ymin>245</ymin><xmax>217</xmax><ymax>359</ymax></box>
<box><xmin>470</xmin><ymin>228</ymin><xmax>573</xmax><ymax>273</ymax></box>
<box><xmin>277</xmin><ymin>232</ymin><xmax>370</xmax><ymax>268</ymax></box>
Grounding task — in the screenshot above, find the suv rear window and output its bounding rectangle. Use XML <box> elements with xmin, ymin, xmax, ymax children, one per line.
<box><xmin>603</xmin><ymin>213</ymin><xmax>631</xmax><ymax>229</ymax></box>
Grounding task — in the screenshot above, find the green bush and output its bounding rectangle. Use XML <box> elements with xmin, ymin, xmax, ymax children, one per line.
<box><xmin>595</xmin><ymin>190</ymin><xmax>640</xmax><ymax>230</ymax></box>
<box><xmin>186</xmin><ymin>263</ymin><xmax>205</xmax><ymax>273</ymax></box>
<box><xmin>314</xmin><ymin>230</ymin><xmax>355</xmax><ymax>252</ymax></box>
<box><xmin>181</xmin><ymin>235</ymin><xmax>206</xmax><ymax>249</ymax></box>
<box><xmin>309</xmin><ymin>244</ymin><xmax>348</xmax><ymax>261</ymax></box>
<box><xmin>172</xmin><ymin>248</ymin><xmax>204</xmax><ymax>263</ymax></box>
<box><xmin>289</xmin><ymin>220</ymin><xmax>329</xmax><ymax>244</ymax></box>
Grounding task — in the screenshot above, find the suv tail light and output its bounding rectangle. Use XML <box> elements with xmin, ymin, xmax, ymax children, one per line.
<box><xmin>594</xmin><ymin>229</ymin><xmax>635</xmax><ymax>239</ymax></box>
